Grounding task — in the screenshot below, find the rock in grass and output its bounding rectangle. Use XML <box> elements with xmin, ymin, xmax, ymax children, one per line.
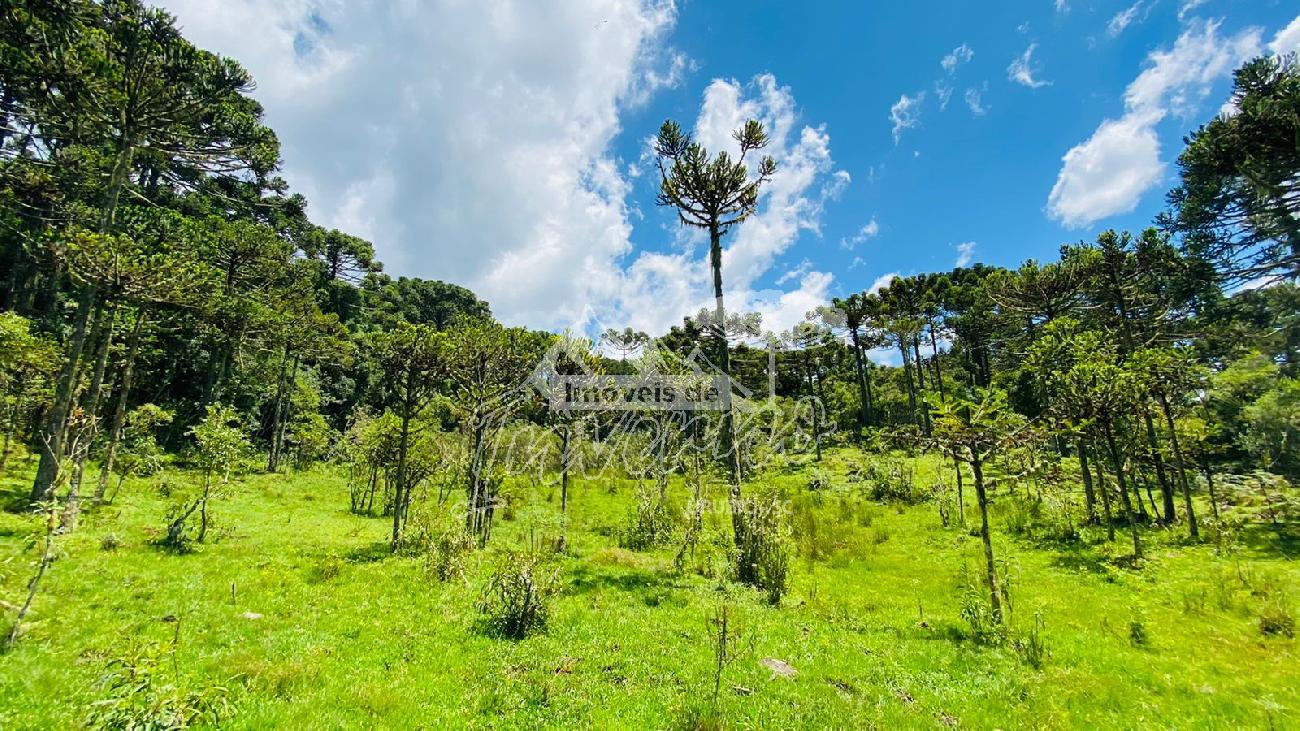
<box><xmin>760</xmin><ymin>658</ymin><xmax>796</xmax><ymax>679</ymax></box>
<box><xmin>240</xmin><ymin>611</ymin><xmax>264</xmax><ymax>620</ymax></box>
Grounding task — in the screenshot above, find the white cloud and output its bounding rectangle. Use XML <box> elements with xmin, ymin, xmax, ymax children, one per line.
<box><xmin>159</xmin><ymin>2</ymin><xmax>849</xmax><ymax>336</ymax></box>
<box><xmin>1017</xmin><ymin>21</ymin><xmax>1032</xmax><ymax>35</ymax></box>
<box><xmin>1177</xmin><ymin>0</ymin><xmax>1209</xmax><ymax>22</ymax></box>
<box><xmin>160</xmin><ymin>0</ymin><xmax>696</xmax><ymax>332</ymax></box>
<box><xmin>941</xmin><ymin>43</ymin><xmax>974</xmax><ymax>73</ymax></box>
<box><xmin>849</xmin><ymin>256</ymin><xmax>865</xmax><ymax>270</ymax></box>
<box><xmin>1008</xmin><ymin>43</ymin><xmax>1051</xmax><ymax>88</ymax></box>
<box><xmin>841</xmin><ymin>217</ymin><xmax>880</xmax><ymax>249</ymax></box>
<box><xmin>1108</xmin><ymin>1</ymin><xmax>1148</xmax><ymax>38</ymax></box>
<box><xmin>934</xmin><ymin>82</ymin><xmax>954</xmax><ymax>110</ymax></box>
<box><xmin>964</xmin><ymin>87</ymin><xmax>988</xmax><ymax>115</ymax></box>
<box><xmin>1271</xmin><ymin>15</ymin><xmax>1300</xmax><ymax>56</ymax></box>
<box><xmin>955</xmin><ymin>241</ymin><xmax>977</xmax><ymax>267</ymax></box>
<box><xmin>890</xmin><ymin>92</ymin><xmax>925</xmax><ymax>144</ymax></box>
<box><xmin>868</xmin><ymin>272</ymin><xmax>899</xmax><ymax>295</ymax></box>
<box><xmin>1048</xmin><ymin>19</ymin><xmax>1263</xmax><ymax>227</ymax></box>
<box><xmin>1055</xmin><ymin>0</ymin><xmax>1069</xmax><ymax>14</ymax></box>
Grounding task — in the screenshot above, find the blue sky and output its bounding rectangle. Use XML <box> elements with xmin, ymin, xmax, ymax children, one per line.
<box><xmin>160</xmin><ymin>0</ymin><xmax>1299</xmax><ymax>339</ymax></box>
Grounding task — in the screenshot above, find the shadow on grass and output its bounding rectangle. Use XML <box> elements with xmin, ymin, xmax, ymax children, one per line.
<box><xmin>565</xmin><ymin>563</ymin><xmax>679</xmax><ymax>595</ymax></box>
<box><xmin>345</xmin><ymin>540</ymin><xmax>393</xmax><ymax>564</ymax></box>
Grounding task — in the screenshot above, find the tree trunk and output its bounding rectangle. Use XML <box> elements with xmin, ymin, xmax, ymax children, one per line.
<box><xmin>95</xmin><ymin>310</ymin><xmax>146</xmax><ymax>503</ymax></box>
<box><xmin>928</xmin><ymin>320</ymin><xmax>947</xmax><ymax>403</ymax></box>
<box><xmin>1077</xmin><ymin>436</ymin><xmax>1098</xmax><ymax>524</ymax></box>
<box><xmin>64</xmin><ymin>299</ymin><xmax>119</xmax><ymax>529</ymax></box>
<box><xmin>1142</xmin><ymin>407</ymin><xmax>1176</xmax><ymax>523</ymax></box>
<box><xmin>559</xmin><ymin>420</ymin><xmax>571</xmax><ymax>551</ymax></box>
<box><xmin>848</xmin><ymin>328</ymin><xmax>873</xmax><ymax>428</ymax></box>
<box><xmin>266</xmin><ymin>344</ymin><xmax>291</xmax><ymax>472</ymax></box>
<box><xmin>1093</xmin><ymin>446</ymin><xmax>1116</xmax><ymax>541</ymax></box>
<box><xmin>1157</xmin><ymin>393</ymin><xmax>1198</xmax><ymax>539</ymax></box>
<box><xmin>1201</xmin><ymin>456</ymin><xmax>1220</xmax><ymax>521</ymax></box>
<box><xmin>708</xmin><ymin>224</ymin><xmax>744</xmax><ymax>549</ymax></box>
<box><xmin>30</xmin><ymin>284</ymin><xmax>97</xmax><ymax>505</ymax></box>
<box><xmin>971</xmin><ymin>450</ymin><xmax>1002</xmax><ymax>623</ymax></box>
<box><xmin>1102</xmin><ymin>420</ymin><xmax>1142</xmax><ymax>560</ymax></box>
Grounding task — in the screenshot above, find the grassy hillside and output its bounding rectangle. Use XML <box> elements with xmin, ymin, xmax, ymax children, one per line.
<box><xmin>0</xmin><ymin>450</ymin><xmax>1296</xmax><ymax>729</ymax></box>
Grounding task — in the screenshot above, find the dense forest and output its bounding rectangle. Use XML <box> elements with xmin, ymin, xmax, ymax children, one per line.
<box><xmin>0</xmin><ymin>1</ymin><xmax>1297</xmax><ymax>728</ymax></box>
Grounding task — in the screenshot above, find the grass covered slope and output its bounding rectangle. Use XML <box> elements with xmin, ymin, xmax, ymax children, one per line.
<box><xmin>0</xmin><ymin>451</ymin><xmax>1296</xmax><ymax>729</ymax></box>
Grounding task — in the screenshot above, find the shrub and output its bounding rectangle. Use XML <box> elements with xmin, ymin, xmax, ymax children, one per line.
<box><xmin>1259</xmin><ymin>599</ymin><xmax>1296</xmax><ymax>638</ymax></box>
<box><xmin>100</xmin><ymin>533</ymin><xmax>122</xmax><ymax>552</ymax></box>
<box><xmin>621</xmin><ymin>488</ymin><xmax>675</xmax><ymax>551</ymax></box>
<box><xmin>807</xmin><ymin>467</ymin><xmax>832</xmax><ymax>491</ymax></box>
<box><xmin>427</xmin><ymin>528</ymin><xmax>475</xmax><ymax>583</ymax></box>
<box><xmin>476</xmin><ymin>553</ymin><xmax>558</xmax><ymax>639</ymax></box>
<box><xmin>734</xmin><ymin>495</ymin><xmax>790</xmax><ymax>605</ymax></box>
<box><xmin>1128</xmin><ymin>617</ymin><xmax>1149</xmax><ymax>647</ymax></box>
<box><xmin>1015</xmin><ymin>611</ymin><xmax>1048</xmax><ymax>668</ymax></box>
<box><xmin>960</xmin><ymin>589</ymin><xmax>1006</xmax><ymax>645</ymax></box>
<box><xmin>86</xmin><ymin>642</ymin><xmax>231</xmax><ymax>730</ymax></box>
<box><xmin>866</xmin><ymin>459</ymin><xmax>920</xmax><ymax>503</ymax></box>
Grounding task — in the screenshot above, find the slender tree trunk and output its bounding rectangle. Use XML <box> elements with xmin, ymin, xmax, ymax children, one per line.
<box><xmin>708</xmin><ymin>224</ymin><xmax>745</xmax><ymax>549</ymax></box>
<box><xmin>559</xmin><ymin>419</ymin><xmax>571</xmax><ymax>551</ymax></box>
<box><xmin>96</xmin><ymin>310</ymin><xmax>146</xmax><ymax>503</ymax></box>
<box><xmin>266</xmin><ymin>344</ymin><xmax>291</xmax><ymax>472</ymax></box>
<box><xmin>1201</xmin><ymin>456</ymin><xmax>1220</xmax><ymax>521</ymax></box>
<box><xmin>1093</xmin><ymin>445</ymin><xmax>1116</xmax><ymax>541</ymax></box>
<box><xmin>1157</xmin><ymin>393</ymin><xmax>1198</xmax><ymax>540</ymax></box>
<box><xmin>1102</xmin><ymin>420</ymin><xmax>1142</xmax><ymax>560</ymax></box>
<box><xmin>928</xmin><ymin>320</ymin><xmax>947</xmax><ymax>403</ymax></box>
<box><xmin>30</xmin><ymin>284</ymin><xmax>96</xmax><ymax>505</ymax></box>
<box><xmin>849</xmin><ymin>328</ymin><xmax>873</xmax><ymax>428</ymax></box>
<box><xmin>912</xmin><ymin>336</ymin><xmax>931</xmax><ymax>434</ymax></box>
<box><xmin>971</xmin><ymin>450</ymin><xmax>1002</xmax><ymax>623</ymax></box>
<box><xmin>1142</xmin><ymin>407</ymin><xmax>1176</xmax><ymax>523</ymax></box>
<box><xmin>953</xmin><ymin>456</ymin><xmax>966</xmax><ymax>525</ymax></box>
<box><xmin>1077</xmin><ymin>436</ymin><xmax>1098</xmax><ymax>524</ymax></box>
<box><xmin>64</xmin><ymin>300</ymin><xmax>119</xmax><ymax>529</ymax></box>
<box><xmin>899</xmin><ymin>340</ymin><xmax>920</xmax><ymax>429</ymax></box>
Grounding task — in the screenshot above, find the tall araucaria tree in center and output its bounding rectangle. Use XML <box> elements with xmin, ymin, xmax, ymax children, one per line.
<box><xmin>652</xmin><ymin>119</ymin><xmax>775</xmax><ymax>505</ymax></box>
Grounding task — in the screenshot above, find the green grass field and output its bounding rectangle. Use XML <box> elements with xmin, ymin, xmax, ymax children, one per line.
<box><xmin>0</xmin><ymin>449</ymin><xmax>1296</xmax><ymax>729</ymax></box>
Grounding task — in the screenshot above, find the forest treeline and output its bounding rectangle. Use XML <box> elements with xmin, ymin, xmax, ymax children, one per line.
<box><xmin>1</xmin><ymin>0</ymin><xmax>1298</xmax><ymax>579</ymax></box>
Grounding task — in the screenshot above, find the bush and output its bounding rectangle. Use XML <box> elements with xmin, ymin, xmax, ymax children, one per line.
<box><xmin>960</xmin><ymin>589</ymin><xmax>1006</xmax><ymax>645</ymax></box>
<box><xmin>1015</xmin><ymin>611</ymin><xmax>1048</xmax><ymax>668</ymax></box>
<box><xmin>734</xmin><ymin>495</ymin><xmax>790</xmax><ymax>605</ymax></box>
<box><xmin>86</xmin><ymin>642</ymin><xmax>231</xmax><ymax>729</ymax></box>
<box><xmin>866</xmin><ymin>459</ymin><xmax>921</xmax><ymax>503</ymax></box>
<box><xmin>476</xmin><ymin>553</ymin><xmax>558</xmax><ymax>639</ymax></box>
<box><xmin>427</xmin><ymin>528</ymin><xmax>475</xmax><ymax>583</ymax></box>
<box><xmin>1259</xmin><ymin>599</ymin><xmax>1296</xmax><ymax>638</ymax></box>
<box><xmin>621</xmin><ymin>488</ymin><xmax>675</xmax><ymax>551</ymax></box>
<box><xmin>100</xmin><ymin>533</ymin><xmax>122</xmax><ymax>552</ymax></box>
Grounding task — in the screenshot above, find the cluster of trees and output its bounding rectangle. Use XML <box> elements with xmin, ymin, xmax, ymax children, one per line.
<box><xmin>1</xmin><ymin>2</ymin><xmax>1295</xmax><ymax>609</ymax></box>
<box><xmin>0</xmin><ymin>1</ymin><xmax>490</xmax><ymax>526</ymax></box>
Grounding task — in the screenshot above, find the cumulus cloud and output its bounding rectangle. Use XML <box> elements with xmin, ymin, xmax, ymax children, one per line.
<box><xmin>1107</xmin><ymin>1</ymin><xmax>1149</xmax><ymax>38</ymax></box>
<box><xmin>1008</xmin><ymin>43</ymin><xmax>1051</xmax><ymax>88</ymax></box>
<box><xmin>159</xmin><ymin>2</ymin><xmax>847</xmax><ymax>336</ymax></box>
<box><xmin>890</xmin><ymin>92</ymin><xmax>925</xmax><ymax>144</ymax></box>
<box><xmin>955</xmin><ymin>241</ymin><xmax>977</xmax><ymax>267</ymax></box>
<box><xmin>841</xmin><ymin>217</ymin><xmax>880</xmax><ymax>249</ymax></box>
<box><xmin>1047</xmin><ymin>19</ymin><xmax>1264</xmax><ymax>227</ymax></box>
<box><xmin>1177</xmin><ymin>0</ymin><xmax>1209</xmax><ymax>22</ymax></box>
<box><xmin>941</xmin><ymin>43</ymin><xmax>974</xmax><ymax>73</ymax></box>
<box><xmin>1271</xmin><ymin>15</ymin><xmax>1300</xmax><ymax>56</ymax></box>
<box><xmin>964</xmin><ymin>88</ymin><xmax>988</xmax><ymax>115</ymax></box>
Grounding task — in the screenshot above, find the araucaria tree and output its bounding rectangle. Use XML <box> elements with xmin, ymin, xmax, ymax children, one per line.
<box><xmin>931</xmin><ymin>388</ymin><xmax>1025</xmax><ymax>624</ymax></box>
<box><xmin>653</xmin><ymin>117</ymin><xmax>775</xmax><ymax>547</ymax></box>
